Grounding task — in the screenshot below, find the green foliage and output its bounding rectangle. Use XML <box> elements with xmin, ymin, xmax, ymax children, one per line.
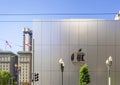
<box><xmin>0</xmin><ymin>71</ymin><xmax>16</xmax><ymax>85</ymax></box>
<box><xmin>79</xmin><ymin>64</ymin><xmax>90</xmax><ymax>85</ymax></box>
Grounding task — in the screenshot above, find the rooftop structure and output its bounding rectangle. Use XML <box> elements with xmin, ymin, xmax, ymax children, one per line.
<box><xmin>115</xmin><ymin>11</ymin><xmax>120</xmax><ymax>20</ymax></box>
<box><xmin>23</xmin><ymin>28</ymin><xmax>32</xmax><ymax>52</ymax></box>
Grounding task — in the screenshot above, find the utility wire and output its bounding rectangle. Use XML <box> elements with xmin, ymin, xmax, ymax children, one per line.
<box><xmin>0</xmin><ymin>20</ymin><xmax>117</xmax><ymax>22</ymax></box>
<box><xmin>0</xmin><ymin>12</ymin><xmax>117</xmax><ymax>22</ymax></box>
<box><xmin>0</xmin><ymin>21</ymin><xmax>32</xmax><ymax>22</ymax></box>
<box><xmin>0</xmin><ymin>13</ymin><xmax>117</xmax><ymax>16</ymax></box>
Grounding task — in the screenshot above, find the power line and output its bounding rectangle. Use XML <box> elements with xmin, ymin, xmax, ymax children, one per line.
<box><xmin>0</xmin><ymin>13</ymin><xmax>117</xmax><ymax>16</ymax></box>
<box><xmin>0</xmin><ymin>12</ymin><xmax>117</xmax><ymax>22</ymax></box>
<box><xmin>0</xmin><ymin>21</ymin><xmax>32</xmax><ymax>22</ymax></box>
<box><xmin>0</xmin><ymin>20</ymin><xmax>118</xmax><ymax>22</ymax></box>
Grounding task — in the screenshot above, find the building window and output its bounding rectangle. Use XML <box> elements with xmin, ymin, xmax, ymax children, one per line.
<box><xmin>8</xmin><ymin>57</ymin><xmax>10</xmax><ymax>61</ymax></box>
<box><xmin>6</xmin><ymin>64</ymin><xmax>8</xmax><ymax>67</ymax></box>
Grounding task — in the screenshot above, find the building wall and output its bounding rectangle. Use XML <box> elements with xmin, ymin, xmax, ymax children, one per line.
<box><xmin>17</xmin><ymin>51</ymin><xmax>32</xmax><ymax>84</ymax></box>
<box><xmin>0</xmin><ymin>51</ymin><xmax>17</xmax><ymax>76</ymax></box>
<box><xmin>33</xmin><ymin>19</ymin><xmax>120</xmax><ymax>85</ymax></box>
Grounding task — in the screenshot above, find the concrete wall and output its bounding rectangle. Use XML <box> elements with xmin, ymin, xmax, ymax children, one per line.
<box><xmin>33</xmin><ymin>19</ymin><xmax>120</xmax><ymax>85</ymax></box>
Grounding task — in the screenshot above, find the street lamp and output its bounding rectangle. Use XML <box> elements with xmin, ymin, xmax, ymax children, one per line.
<box><xmin>105</xmin><ymin>56</ymin><xmax>112</xmax><ymax>85</ymax></box>
<box><xmin>15</xmin><ymin>64</ymin><xmax>21</xmax><ymax>85</ymax></box>
<box><xmin>59</xmin><ymin>58</ymin><xmax>65</xmax><ymax>85</ymax></box>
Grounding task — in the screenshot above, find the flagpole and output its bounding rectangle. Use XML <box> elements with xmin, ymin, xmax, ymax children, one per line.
<box><xmin>5</xmin><ymin>44</ymin><xmax>7</xmax><ymax>51</ymax></box>
<box><xmin>23</xmin><ymin>30</ymin><xmax>25</xmax><ymax>51</ymax></box>
<box><xmin>32</xmin><ymin>39</ymin><xmax>35</xmax><ymax>85</ymax></box>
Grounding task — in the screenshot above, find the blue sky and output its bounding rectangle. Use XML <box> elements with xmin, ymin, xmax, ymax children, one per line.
<box><xmin>0</xmin><ymin>0</ymin><xmax>120</xmax><ymax>53</ymax></box>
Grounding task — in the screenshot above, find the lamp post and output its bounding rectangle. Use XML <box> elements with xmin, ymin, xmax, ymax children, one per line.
<box><xmin>105</xmin><ymin>56</ymin><xmax>112</xmax><ymax>85</ymax></box>
<box><xmin>59</xmin><ymin>58</ymin><xmax>65</xmax><ymax>85</ymax></box>
<box><xmin>15</xmin><ymin>64</ymin><xmax>21</xmax><ymax>85</ymax></box>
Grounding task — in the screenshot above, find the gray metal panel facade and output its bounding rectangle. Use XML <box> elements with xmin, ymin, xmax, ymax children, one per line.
<box><xmin>33</xmin><ymin>19</ymin><xmax>120</xmax><ymax>85</ymax></box>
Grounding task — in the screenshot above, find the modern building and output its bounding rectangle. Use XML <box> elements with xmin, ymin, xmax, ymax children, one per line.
<box><xmin>0</xmin><ymin>51</ymin><xmax>17</xmax><ymax>77</ymax></box>
<box><xmin>33</xmin><ymin>19</ymin><xmax>120</xmax><ymax>85</ymax></box>
<box><xmin>17</xmin><ymin>51</ymin><xmax>32</xmax><ymax>85</ymax></box>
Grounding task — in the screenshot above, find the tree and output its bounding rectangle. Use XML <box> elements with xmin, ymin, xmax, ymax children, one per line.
<box><xmin>0</xmin><ymin>71</ymin><xmax>16</xmax><ymax>85</ymax></box>
<box><xmin>79</xmin><ymin>64</ymin><xmax>90</xmax><ymax>85</ymax></box>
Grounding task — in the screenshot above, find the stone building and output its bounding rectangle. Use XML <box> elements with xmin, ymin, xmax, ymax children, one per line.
<box><xmin>0</xmin><ymin>51</ymin><xmax>17</xmax><ymax>77</ymax></box>
<box><xmin>17</xmin><ymin>51</ymin><xmax>32</xmax><ymax>85</ymax></box>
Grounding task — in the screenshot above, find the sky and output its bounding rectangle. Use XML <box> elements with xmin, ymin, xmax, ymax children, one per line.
<box><xmin>0</xmin><ymin>0</ymin><xmax>120</xmax><ymax>53</ymax></box>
